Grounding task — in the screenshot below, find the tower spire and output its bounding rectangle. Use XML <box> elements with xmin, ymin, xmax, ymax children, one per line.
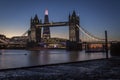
<box><xmin>45</xmin><ymin>9</ymin><xmax>48</xmax><ymax>15</ymax></box>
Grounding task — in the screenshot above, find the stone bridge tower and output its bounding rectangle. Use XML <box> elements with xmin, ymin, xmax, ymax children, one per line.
<box><xmin>69</xmin><ymin>11</ymin><xmax>80</xmax><ymax>42</ymax></box>
<box><xmin>28</xmin><ymin>14</ymin><xmax>42</xmax><ymax>47</ymax></box>
<box><xmin>66</xmin><ymin>11</ymin><xmax>82</xmax><ymax>50</ymax></box>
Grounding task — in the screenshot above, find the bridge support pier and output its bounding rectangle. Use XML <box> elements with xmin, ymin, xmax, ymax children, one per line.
<box><xmin>66</xmin><ymin>40</ymin><xmax>82</xmax><ymax>51</ymax></box>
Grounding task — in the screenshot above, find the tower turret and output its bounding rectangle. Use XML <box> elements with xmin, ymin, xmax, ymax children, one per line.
<box><xmin>33</xmin><ymin>14</ymin><xmax>39</xmax><ymax>24</ymax></box>
<box><xmin>72</xmin><ymin>10</ymin><xmax>76</xmax><ymax>17</ymax></box>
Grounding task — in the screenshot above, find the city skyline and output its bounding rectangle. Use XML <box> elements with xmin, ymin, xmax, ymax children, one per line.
<box><xmin>0</xmin><ymin>0</ymin><xmax>120</xmax><ymax>41</ymax></box>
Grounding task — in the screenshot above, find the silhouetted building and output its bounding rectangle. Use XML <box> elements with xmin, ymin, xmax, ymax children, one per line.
<box><xmin>0</xmin><ymin>34</ymin><xmax>6</xmax><ymax>40</ymax></box>
<box><xmin>43</xmin><ymin>9</ymin><xmax>51</xmax><ymax>39</ymax></box>
<box><xmin>11</xmin><ymin>36</ymin><xmax>28</xmax><ymax>43</ymax></box>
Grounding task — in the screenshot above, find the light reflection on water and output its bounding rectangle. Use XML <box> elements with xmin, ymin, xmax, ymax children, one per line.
<box><xmin>0</xmin><ymin>49</ymin><xmax>110</xmax><ymax>69</ymax></box>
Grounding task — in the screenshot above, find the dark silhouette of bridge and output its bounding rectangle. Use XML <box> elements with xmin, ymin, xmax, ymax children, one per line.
<box><xmin>0</xmin><ymin>10</ymin><xmax>108</xmax><ymax>50</ymax></box>
<box><xmin>25</xmin><ymin>10</ymin><xmax>106</xmax><ymax>50</ymax></box>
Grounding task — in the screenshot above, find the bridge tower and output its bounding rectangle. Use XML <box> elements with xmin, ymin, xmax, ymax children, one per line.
<box><xmin>66</xmin><ymin>11</ymin><xmax>82</xmax><ymax>50</ymax></box>
<box><xmin>27</xmin><ymin>14</ymin><xmax>42</xmax><ymax>47</ymax></box>
<box><xmin>69</xmin><ymin>11</ymin><xmax>80</xmax><ymax>42</ymax></box>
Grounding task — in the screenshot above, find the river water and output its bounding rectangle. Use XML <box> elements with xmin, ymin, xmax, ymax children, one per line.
<box><xmin>0</xmin><ymin>49</ymin><xmax>110</xmax><ymax>69</ymax></box>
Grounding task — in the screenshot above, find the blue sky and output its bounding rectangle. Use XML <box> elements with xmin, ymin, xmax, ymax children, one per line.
<box><xmin>0</xmin><ymin>0</ymin><xmax>120</xmax><ymax>41</ymax></box>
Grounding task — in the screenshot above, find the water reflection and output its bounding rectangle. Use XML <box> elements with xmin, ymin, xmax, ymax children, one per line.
<box><xmin>0</xmin><ymin>49</ymin><xmax>110</xmax><ymax>69</ymax></box>
<box><xmin>69</xmin><ymin>51</ymin><xmax>79</xmax><ymax>61</ymax></box>
<box><xmin>28</xmin><ymin>51</ymin><xmax>40</xmax><ymax>65</ymax></box>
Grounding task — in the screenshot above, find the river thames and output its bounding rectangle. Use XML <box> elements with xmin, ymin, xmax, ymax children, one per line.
<box><xmin>0</xmin><ymin>49</ymin><xmax>110</xmax><ymax>69</ymax></box>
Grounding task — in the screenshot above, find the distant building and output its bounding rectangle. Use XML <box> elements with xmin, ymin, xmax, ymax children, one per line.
<box><xmin>42</xmin><ymin>9</ymin><xmax>51</xmax><ymax>39</ymax></box>
<box><xmin>0</xmin><ymin>34</ymin><xmax>6</xmax><ymax>39</ymax></box>
<box><xmin>10</xmin><ymin>36</ymin><xmax>28</xmax><ymax>43</ymax></box>
<box><xmin>0</xmin><ymin>34</ymin><xmax>9</xmax><ymax>43</ymax></box>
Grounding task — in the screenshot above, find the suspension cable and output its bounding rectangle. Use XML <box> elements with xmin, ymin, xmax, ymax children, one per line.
<box><xmin>76</xmin><ymin>25</ymin><xmax>104</xmax><ymax>42</ymax></box>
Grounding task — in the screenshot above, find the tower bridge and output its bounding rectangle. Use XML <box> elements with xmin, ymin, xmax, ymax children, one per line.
<box><xmin>0</xmin><ymin>10</ymin><xmax>108</xmax><ymax>50</ymax></box>
<box><xmin>27</xmin><ymin>10</ymin><xmax>82</xmax><ymax>50</ymax></box>
<box><xmin>26</xmin><ymin>10</ymin><xmax>106</xmax><ymax>50</ymax></box>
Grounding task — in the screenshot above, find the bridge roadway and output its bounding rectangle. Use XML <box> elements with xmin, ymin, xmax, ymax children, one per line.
<box><xmin>36</xmin><ymin>21</ymin><xmax>69</xmax><ymax>27</ymax></box>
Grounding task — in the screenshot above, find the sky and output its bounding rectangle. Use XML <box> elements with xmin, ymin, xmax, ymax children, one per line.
<box><xmin>0</xmin><ymin>0</ymin><xmax>120</xmax><ymax>41</ymax></box>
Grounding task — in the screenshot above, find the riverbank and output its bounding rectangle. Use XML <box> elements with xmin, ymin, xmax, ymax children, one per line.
<box><xmin>0</xmin><ymin>57</ymin><xmax>120</xmax><ymax>80</ymax></box>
